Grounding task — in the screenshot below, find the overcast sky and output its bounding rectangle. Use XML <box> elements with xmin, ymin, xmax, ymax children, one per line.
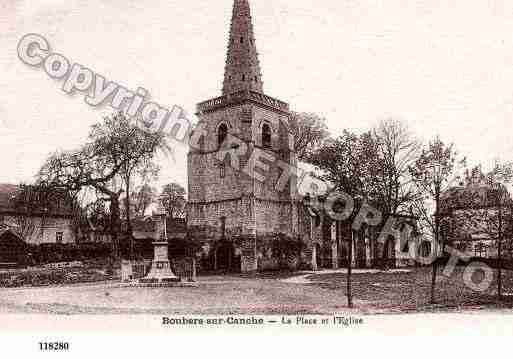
<box><xmin>2</xmin><ymin>0</ymin><xmax>513</xmax><ymax>191</ymax></box>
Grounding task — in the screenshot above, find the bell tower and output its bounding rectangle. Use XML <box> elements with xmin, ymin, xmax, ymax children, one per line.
<box><xmin>187</xmin><ymin>0</ymin><xmax>298</xmax><ymax>273</ymax></box>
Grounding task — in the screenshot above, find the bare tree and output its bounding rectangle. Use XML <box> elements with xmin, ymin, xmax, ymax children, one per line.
<box><xmin>410</xmin><ymin>136</ymin><xmax>466</xmax><ymax>304</ymax></box>
<box><xmin>111</xmin><ymin>114</ymin><xmax>162</xmax><ymax>258</ymax></box>
<box><xmin>39</xmin><ymin>147</ymin><xmax>124</xmax><ymax>257</ymax></box>
<box><xmin>130</xmin><ymin>184</ymin><xmax>157</xmax><ymax>218</ymax></box>
<box><xmin>66</xmin><ymin>189</ymin><xmax>89</xmax><ymax>244</ymax></box>
<box><xmin>488</xmin><ymin>163</ymin><xmax>513</xmax><ymax>299</ymax></box>
<box><xmin>289</xmin><ymin>112</ymin><xmax>330</xmax><ymax>161</ymax></box>
<box><xmin>372</xmin><ymin>118</ymin><xmax>421</xmax><ymax>216</ymax></box>
<box><xmin>38</xmin><ymin>112</ymin><xmax>168</xmax><ymax>260</ymax></box>
<box><xmin>160</xmin><ymin>183</ymin><xmax>187</xmax><ymax>219</ymax></box>
<box><xmin>309</xmin><ymin>130</ymin><xmax>380</xmax><ymax>308</ymax></box>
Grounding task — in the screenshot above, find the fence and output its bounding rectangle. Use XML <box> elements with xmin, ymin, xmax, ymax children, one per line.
<box><xmin>171</xmin><ymin>257</ymin><xmax>197</xmax><ymax>282</ymax></box>
<box><xmin>121</xmin><ymin>260</ymin><xmax>151</xmax><ymax>282</ymax></box>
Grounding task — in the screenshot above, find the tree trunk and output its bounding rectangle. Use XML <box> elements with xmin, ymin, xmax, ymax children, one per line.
<box><xmin>430</xmin><ymin>258</ymin><xmax>438</xmax><ymax>305</ymax></box>
<box><xmin>110</xmin><ymin>195</ymin><xmax>121</xmax><ymax>260</ymax></box>
<box><xmin>430</xmin><ymin>230</ymin><xmax>439</xmax><ymax>304</ymax></box>
<box><xmin>431</xmin><ymin>192</ymin><xmax>441</xmax><ymax>304</ymax></box>
<box><xmin>498</xmin><ymin>203</ymin><xmax>503</xmax><ymax>300</ymax></box>
<box><xmin>498</xmin><ymin>239</ymin><xmax>502</xmax><ymax>299</ymax></box>
<box><xmin>347</xmin><ymin>229</ymin><xmax>353</xmax><ymax>308</ymax></box>
<box><xmin>125</xmin><ymin>179</ymin><xmax>134</xmax><ymax>260</ymax></box>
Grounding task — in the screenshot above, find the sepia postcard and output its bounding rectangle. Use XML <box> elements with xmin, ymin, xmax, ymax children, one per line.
<box><xmin>1</xmin><ymin>0</ymin><xmax>513</xmax><ymax>356</ymax></box>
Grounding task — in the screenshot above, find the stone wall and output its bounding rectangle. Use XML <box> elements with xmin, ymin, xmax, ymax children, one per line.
<box><xmin>188</xmin><ymin>104</ymin><xmax>294</xmax><ymax>204</ymax></box>
<box><xmin>187</xmin><ymin>100</ymin><xmax>297</xmax><ymax>273</ymax></box>
<box><xmin>187</xmin><ymin>197</ymin><xmax>255</xmax><ymax>239</ymax></box>
<box><xmin>254</xmin><ymin>198</ymin><xmax>292</xmax><ymax>236</ymax></box>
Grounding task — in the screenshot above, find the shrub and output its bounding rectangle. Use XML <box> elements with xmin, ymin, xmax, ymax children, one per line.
<box><xmin>257</xmin><ymin>233</ymin><xmax>304</xmax><ymax>271</ymax></box>
<box><xmin>168</xmin><ymin>237</ymin><xmax>203</xmax><ymax>258</ymax></box>
<box><xmin>28</xmin><ymin>243</ymin><xmax>112</xmax><ymax>265</ymax></box>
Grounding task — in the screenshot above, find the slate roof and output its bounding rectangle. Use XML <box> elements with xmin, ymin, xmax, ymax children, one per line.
<box><xmin>0</xmin><ymin>227</ymin><xmax>23</xmax><ymax>241</ymax></box>
<box><xmin>0</xmin><ymin>183</ymin><xmax>73</xmax><ymax>217</ymax></box>
<box><xmin>441</xmin><ymin>183</ymin><xmax>513</xmax><ymax>213</ymax></box>
<box><xmin>0</xmin><ymin>184</ymin><xmax>18</xmax><ymax>212</ymax></box>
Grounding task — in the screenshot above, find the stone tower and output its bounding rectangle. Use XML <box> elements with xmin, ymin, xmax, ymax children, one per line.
<box><xmin>187</xmin><ymin>0</ymin><xmax>298</xmax><ymax>273</ymax></box>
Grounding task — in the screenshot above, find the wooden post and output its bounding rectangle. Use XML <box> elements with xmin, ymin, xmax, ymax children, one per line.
<box><xmin>192</xmin><ymin>257</ymin><xmax>197</xmax><ymax>282</ymax></box>
<box><xmin>498</xmin><ymin>195</ymin><xmax>503</xmax><ymax>300</ymax></box>
<box><xmin>214</xmin><ymin>247</ymin><xmax>218</xmax><ymax>271</ymax></box>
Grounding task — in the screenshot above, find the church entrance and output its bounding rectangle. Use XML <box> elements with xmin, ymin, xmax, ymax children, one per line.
<box><xmin>356</xmin><ymin>237</ymin><xmax>367</xmax><ymax>268</ymax></box>
<box><xmin>419</xmin><ymin>241</ymin><xmax>432</xmax><ymax>263</ymax></box>
<box><xmin>338</xmin><ymin>239</ymin><xmax>348</xmax><ymax>268</ymax></box>
<box><xmin>214</xmin><ymin>240</ymin><xmax>240</xmax><ymax>273</ymax></box>
<box><xmin>382</xmin><ymin>236</ymin><xmax>396</xmax><ymax>269</ymax></box>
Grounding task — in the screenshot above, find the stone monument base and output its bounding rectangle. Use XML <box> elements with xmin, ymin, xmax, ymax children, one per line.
<box><xmin>136</xmin><ymin>241</ymin><xmax>184</xmax><ymax>287</ymax></box>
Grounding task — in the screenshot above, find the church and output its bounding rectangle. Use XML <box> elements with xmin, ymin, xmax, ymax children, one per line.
<box><xmin>187</xmin><ymin>0</ymin><xmax>301</xmax><ymax>273</ymax></box>
<box><xmin>186</xmin><ymin>0</ymin><xmax>423</xmax><ymax>273</ymax></box>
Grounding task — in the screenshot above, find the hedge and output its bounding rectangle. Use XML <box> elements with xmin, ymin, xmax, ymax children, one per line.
<box><xmin>28</xmin><ymin>243</ymin><xmax>112</xmax><ymax>265</ymax></box>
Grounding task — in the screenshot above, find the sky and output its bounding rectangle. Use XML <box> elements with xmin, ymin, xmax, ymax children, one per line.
<box><xmin>2</xmin><ymin>0</ymin><xmax>513</xmax><ymax>191</ymax></box>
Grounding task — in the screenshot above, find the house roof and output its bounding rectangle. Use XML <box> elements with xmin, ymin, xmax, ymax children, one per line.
<box><xmin>0</xmin><ymin>183</ymin><xmax>74</xmax><ymax>217</ymax></box>
<box><xmin>0</xmin><ymin>227</ymin><xmax>23</xmax><ymax>241</ymax></box>
<box><xmin>441</xmin><ymin>183</ymin><xmax>513</xmax><ymax>212</ymax></box>
<box><xmin>0</xmin><ymin>183</ymin><xmax>18</xmax><ymax>212</ymax></box>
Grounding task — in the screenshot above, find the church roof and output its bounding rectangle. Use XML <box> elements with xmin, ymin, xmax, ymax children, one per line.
<box><xmin>196</xmin><ymin>1</ymin><xmax>289</xmax><ymax>115</ymax></box>
<box><xmin>222</xmin><ymin>0</ymin><xmax>263</xmax><ymax>95</ymax></box>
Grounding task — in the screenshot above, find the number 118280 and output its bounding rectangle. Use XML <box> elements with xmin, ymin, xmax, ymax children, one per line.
<box><xmin>39</xmin><ymin>342</ymin><xmax>70</xmax><ymax>351</ymax></box>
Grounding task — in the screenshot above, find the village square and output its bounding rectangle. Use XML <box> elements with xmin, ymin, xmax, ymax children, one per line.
<box><xmin>1</xmin><ymin>0</ymin><xmax>513</xmax><ymax>315</ymax></box>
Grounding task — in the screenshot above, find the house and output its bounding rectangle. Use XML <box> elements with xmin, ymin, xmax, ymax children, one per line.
<box><xmin>440</xmin><ymin>181</ymin><xmax>513</xmax><ymax>259</ymax></box>
<box><xmin>0</xmin><ymin>183</ymin><xmax>76</xmax><ymax>245</ymax></box>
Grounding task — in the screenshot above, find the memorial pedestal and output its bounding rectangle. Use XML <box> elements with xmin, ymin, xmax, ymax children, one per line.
<box><xmin>139</xmin><ymin>241</ymin><xmax>180</xmax><ymax>286</ymax></box>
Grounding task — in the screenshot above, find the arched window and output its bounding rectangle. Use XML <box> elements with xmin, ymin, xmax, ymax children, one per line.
<box><xmin>262</xmin><ymin>123</ymin><xmax>272</xmax><ymax>148</ymax></box>
<box><xmin>218</xmin><ymin>123</ymin><xmax>228</xmax><ymax>149</ymax></box>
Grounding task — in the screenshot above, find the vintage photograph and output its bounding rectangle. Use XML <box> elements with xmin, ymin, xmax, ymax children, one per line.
<box><xmin>1</xmin><ymin>0</ymin><xmax>513</xmax><ymax>339</ymax></box>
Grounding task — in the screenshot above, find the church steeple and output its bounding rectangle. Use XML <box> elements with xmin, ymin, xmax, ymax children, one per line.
<box><xmin>222</xmin><ymin>0</ymin><xmax>264</xmax><ymax>95</ymax></box>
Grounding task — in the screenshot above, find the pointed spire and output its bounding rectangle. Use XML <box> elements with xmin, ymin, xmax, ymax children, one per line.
<box><xmin>222</xmin><ymin>0</ymin><xmax>264</xmax><ymax>95</ymax></box>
